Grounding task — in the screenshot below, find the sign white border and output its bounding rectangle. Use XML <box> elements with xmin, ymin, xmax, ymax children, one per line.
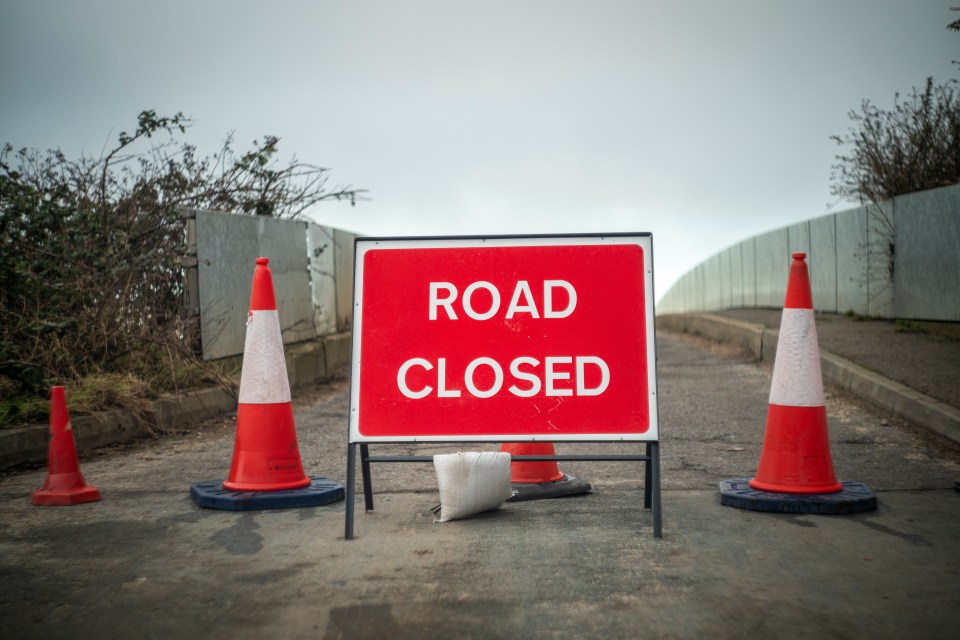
<box><xmin>348</xmin><ymin>234</ymin><xmax>658</xmax><ymax>443</ymax></box>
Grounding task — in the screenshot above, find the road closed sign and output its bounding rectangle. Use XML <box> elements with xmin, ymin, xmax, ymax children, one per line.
<box><xmin>348</xmin><ymin>234</ymin><xmax>658</xmax><ymax>442</ymax></box>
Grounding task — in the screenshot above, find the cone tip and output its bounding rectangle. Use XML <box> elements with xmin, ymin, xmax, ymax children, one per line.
<box><xmin>256</xmin><ymin>257</ymin><xmax>269</xmax><ymax>266</ymax></box>
<box><xmin>792</xmin><ymin>252</ymin><xmax>807</xmax><ymax>261</ymax></box>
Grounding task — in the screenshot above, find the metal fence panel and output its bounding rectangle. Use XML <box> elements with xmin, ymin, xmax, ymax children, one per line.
<box><xmin>754</xmin><ymin>228</ymin><xmax>790</xmax><ymax>307</ymax></box>
<box><xmin>656</xmin><ymin>184</ymin><xmax>959</xmax><ymax>320</ymax></box>
<box><xmin>894</xmin><ymin>185</ymin><xmax>960</xmax><ymax>321</ymax></box>
<box><xmin>835</xmin><ymin>206</ymin><xmax>868</xmax><ymax>315</ymax></box>
<box><xmin>808</xmin><ymin>215</ymin><xmax>837</xmax><ymax>312</ymax></box>
<box><xmin>866</xmin><ymin>201</ymin><xmax>895</xmax><ymax>318</ymax></box>
<box><xmin>334</xmin><ymin>229</ymin><xmax>357</xmax><ymax>332</ymax></box>
<box><xmin>196</xmin><ymin>211</ymin><xmax>313</xmax><ymax>360</ymax></box>
<box><xmin>729</xmin><ymin>243</ymin><xmax>744</xmax><ymax>309</ymax></box>
<box><xmin>742</xmin><ymin>237</ymin><xmax>756</xmax><ymax>308</ymax></box>
<box><xmin>307</xmin><ymin>224</ymin><xmax>339</xmax><ymax>336</ymax></box>
<box><xmin>704</xmin><ymin>253</ymin><xmax>722</xmax><ymax>310</ymax></box>
<box><xmin>787</xmin><ymin>221</ymin><xmax>810</xmax><ymax>257</ymax></box>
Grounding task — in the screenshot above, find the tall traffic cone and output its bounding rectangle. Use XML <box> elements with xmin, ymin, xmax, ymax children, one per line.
<box><xmin>190</xmin><ymin>257</ymin><xmax>344</xmax><ymax>510</ymax></box>
<box><xmin>223</xmin><ymin>257</ymin><xmax>310</xmax><ymax>492</ymax></box>
<box><xmin>720</xmin><ymin>252</ymin><xmax>876</xmax><ymax>514</ymax></box>
<box><xmin>500</xmin><ymin>442</ymin><xmax>564</xmax><ymax>483</ymax></box>
<box><xmin>32</xmin><ymin>386</ymin><xmax>101</xmax><ymax>506</ymax></box>
<box><xmin>500</xmin><ymin>442</ymin><xmax>591</xmax><ymax>501</ymax></box>
<box><xmin>749</xmin><ymin>253</ymin><xmax>843</xmax><ymax>494</ymax></box>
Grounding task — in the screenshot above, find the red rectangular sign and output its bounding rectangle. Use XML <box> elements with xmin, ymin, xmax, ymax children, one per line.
<box><xmin>348</xmin><ymin>235</ymin><xmax>658</xmax><ymax>442</ymax></box>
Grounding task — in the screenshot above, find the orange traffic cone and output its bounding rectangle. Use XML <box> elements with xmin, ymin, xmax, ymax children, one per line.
<box><xmin>748</xmin><ymin>253</ymin><xmax>844</xmax><ymax>494</ymax></box>
<box><xmin>32</xmin><ymin>386</ymin><xmax>101</xmax><ymax>506</ymax></box>
<box><xmin>191</xmin><ymin>257</ymin><xmax>344</xmax><ymax>511</ymax></box>
<box><xmin>223</xmin><ymin>257</ymin><xmax>311</xmax><ymax>492</ymax></box>
<box><xmin>500</xmin><ymin>442</ymin><xmax>564</xmax><ymax>483</ymax></box>
<box><xmin>500</xmin><ymin>441</ymin><xmax>591</xmax><ymax>501</ymax></box>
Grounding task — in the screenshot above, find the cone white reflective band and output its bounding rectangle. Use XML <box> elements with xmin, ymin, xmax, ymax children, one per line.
<box><xmin>768</xmin><ymin>308</ymin><xmax>825</xmax><ymax>407</ymax></box>
<box><xmin>238</xmin><ymin>310</ymin><xmax>292</xmax><ymax>404</ymax></box>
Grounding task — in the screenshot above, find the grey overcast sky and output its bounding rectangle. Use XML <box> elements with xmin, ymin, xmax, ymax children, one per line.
<box><xmin>1</xmin><ymin>1</ymin><xmax>957</xmax><ymax>299</ymax></box>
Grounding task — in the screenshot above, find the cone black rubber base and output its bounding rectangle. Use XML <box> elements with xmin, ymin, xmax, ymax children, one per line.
<box><xmin>719</xmin><ymin>478</ymin><xmax>877</xmax><ymax>514</ymax></box>
<box><xmin>190</xmin><ymin>476</ymin><xmax>345</xmax><ymax>511</ymax></box>
<box><xmin>506</xmin><ymin>474</ymin><xmax>592</xmax><ymax>502</ymax></box>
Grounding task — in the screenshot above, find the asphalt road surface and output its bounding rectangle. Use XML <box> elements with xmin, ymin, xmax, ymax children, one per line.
<box><xmin>1</xmin><ymin>332</ymin><xmax>958</xmax><ymax>639</ymax></box>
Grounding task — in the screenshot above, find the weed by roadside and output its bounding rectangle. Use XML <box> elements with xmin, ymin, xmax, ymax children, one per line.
<box><xmin>0</xmin><ymin>359</ymin><xmax>238</xmax><ymax>430</ymax></box>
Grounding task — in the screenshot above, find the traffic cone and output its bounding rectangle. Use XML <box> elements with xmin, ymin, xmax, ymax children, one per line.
<box><xmin>500</xmin><ymin>442</ymin><xmax>564</xmax><ymax>483</ymax></box>
<box><xmin>748</xmin><ymin>253</ymin><xmax>844</xmax><ymax>494</ymax></box>
<box><xmin>32</xmin><ymin>386</ymin><xmax>101</xmax><ymax>506</ymax></box>
<box><xmin>190</xmin><ymin>257</ymin><xmax>344</xmax><ymax>511</ymax></box>
<box><xmin>720</xmin><ymin>252</ymin><xmax>876</xmax><ymax>514</ymax></box>
<box><xmin>223</xmin><ymin>257</ymin><xmax>311</xmax><ymax>492</ymax></box>
<box><xmin>500</xmin><ymin>442</ymin><xmax>591</xmax><ymax>501</ymax></box>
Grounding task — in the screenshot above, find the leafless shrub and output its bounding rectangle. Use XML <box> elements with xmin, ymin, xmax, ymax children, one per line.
<box><xmin>829</xmin><ymin>12</ymin><xmax>960</xmax><ymax>306</ymax></box>
<box><xmin>0</xmin><ymin>110</ymin><xmax>364</xmax><ymax>424</ymax></box>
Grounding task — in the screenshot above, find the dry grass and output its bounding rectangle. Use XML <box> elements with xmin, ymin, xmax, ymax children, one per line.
<box><xmin>0</xmin><ymin>359</ymin><xmax>239</xmax><ymax>430</ymax></box>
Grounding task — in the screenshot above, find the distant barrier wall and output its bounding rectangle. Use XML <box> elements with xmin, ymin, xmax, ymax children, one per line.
<box><xmin>657</xmin><ymin>184</ymin><xmax>960</xmax><ymax>322</ymax></box>
<box><xmin>183</xmin><ymin>210</ymin><xmax>357</xmax><ymax>360</ymax></box>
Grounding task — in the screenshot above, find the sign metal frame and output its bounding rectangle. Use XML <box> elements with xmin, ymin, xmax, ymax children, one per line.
<box><xmin>344</xmin><ymin>233</ymin><xmax>662</xmax><ymax>539</ymax></box>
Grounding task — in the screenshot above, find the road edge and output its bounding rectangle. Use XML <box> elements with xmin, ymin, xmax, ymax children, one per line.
<box><xmin>0</xmin><ymin>332</ymin><xmax>352</xmax><ymax>470</ymax></box>
<box><xmin>657</xmin><ymin>313</ymin><xmax>960</xmax><ymax>446</ymax></box>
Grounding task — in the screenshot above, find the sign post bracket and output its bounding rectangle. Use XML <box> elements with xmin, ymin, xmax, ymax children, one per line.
<box><xmin>343</xmin><ymin>441</ymin><xmax>662</xmax><ymax>539</ymax></box>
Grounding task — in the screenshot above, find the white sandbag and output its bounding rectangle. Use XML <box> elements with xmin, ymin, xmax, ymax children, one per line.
<box><xmin>433</xmin><ymin>452</ymin><xmax>513</xmax><ymax>522</ymax></box>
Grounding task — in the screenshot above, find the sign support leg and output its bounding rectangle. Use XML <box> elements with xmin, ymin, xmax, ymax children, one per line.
<box><xmin>345</xmin><ymin>443</ymin><xmax>357</xmax><ymax>540</ymax></box>
<box><xmin>360</xmin><ymin>444</ymin><xmax>374</xmax><ymax>511</ymax></box>
<box><xmin>644</xmin><ymin>442</ymin><xmax>653</xmax><ymax>509</ymax></box>
<box><xmin>651</xmin><ymin>441</ymin><xmax>662</xmax><ymax>538</ymax></box>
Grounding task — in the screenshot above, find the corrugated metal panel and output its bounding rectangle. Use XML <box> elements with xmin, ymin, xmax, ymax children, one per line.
<box><xmin>196</xmin><ymin>211</ymin><xmax>313</xmax><ymax>360</ymax></box>
<box><xmin>334</xmin><ymin>229</ymin><xmax>357</xmax><ymax>332</ymax></box>
<box><xmin>894</xmin><ymin>185</ymin><xmax>960</xmax><ymax>321</ymax></box>
<box><xmin>307</xmin><ymin>224</ymin><xmax>339</xmax><ymax>336</ymax></box>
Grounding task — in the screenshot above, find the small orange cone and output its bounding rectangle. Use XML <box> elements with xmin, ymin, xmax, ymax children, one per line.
<box><xmin>500</xmin><ymin>441</ymin><xmax>591</xmax><ymax>501</ymax></box>
<box><xmin>223</xmin><ymin>257</ymin><xmax>311</xmax><ymax>492</ymax></box>
<box><xmin>500</xmin><ymin>442</ymin><xmax>564</xmax><ymax>483</ymax></box>
<box><xmin>748</xmin><ymin>253</ymin><xmax>844</xmax><ymax>494</ymax></box>
<box><xmin>32</xmin><ymin>386</ymin><xmax>101</xmax><ymax>506</ymax></box>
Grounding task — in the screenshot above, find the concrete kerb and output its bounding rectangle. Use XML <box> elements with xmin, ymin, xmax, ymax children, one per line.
<box><xmin>656</xmin><ymin>313</ymin><xmax>765</xmax><ymax>360</ymax></box>
<box><xmin>0</xmin><ymin>332</ymin><xmax>352</xmax><ymax>470</ymax></box>
<box><xmin>819</xmin><ymin>351</ymin><xmax>960</xmax><ymax>444</ymax></box>
<box><xmin>656</xmin><ymin>313</ymin><xmax>960</xmax><ymax>446</ymax></box>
